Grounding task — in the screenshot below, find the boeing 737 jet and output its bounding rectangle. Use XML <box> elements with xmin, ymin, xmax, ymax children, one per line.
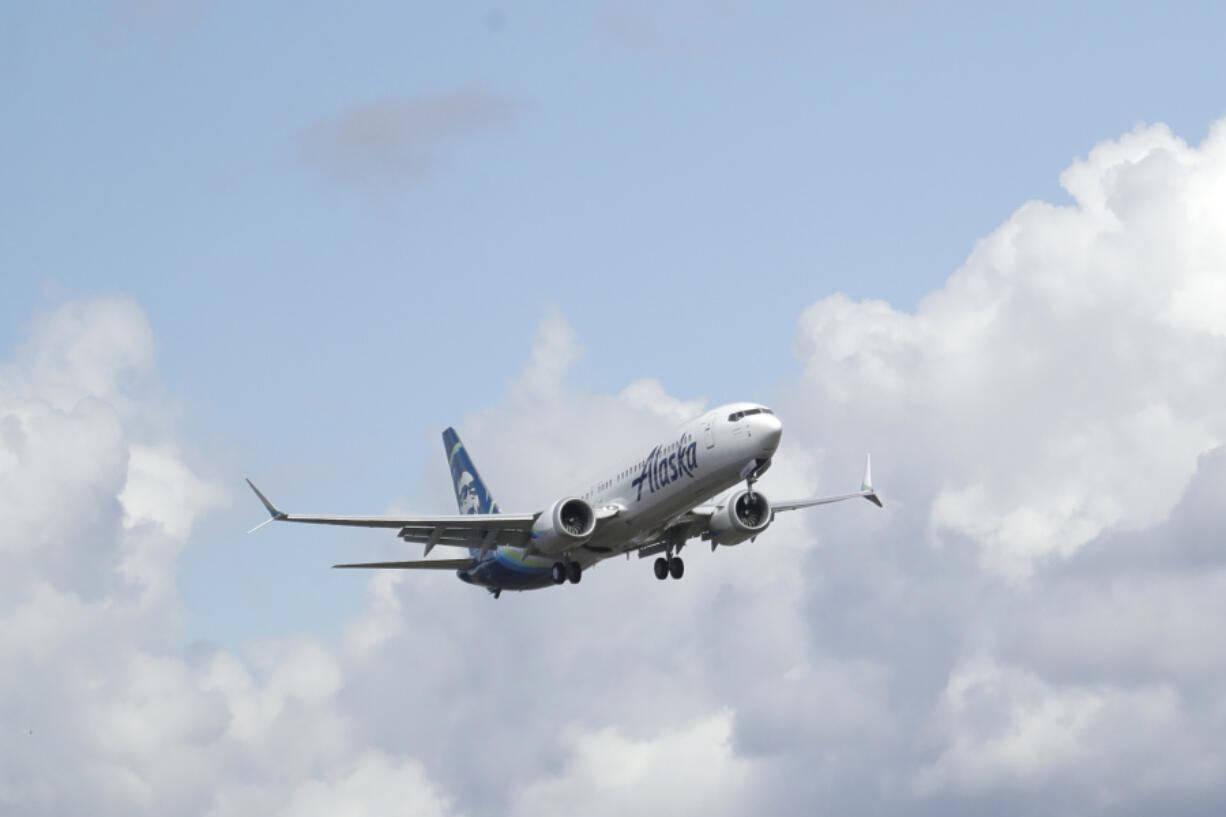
<box><xmin>247</xmin><ymin>403</ymin><xmax>881</xmax><ymax>598</ymax></box>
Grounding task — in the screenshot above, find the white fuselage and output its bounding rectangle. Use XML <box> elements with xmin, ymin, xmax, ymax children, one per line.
<box><xmin>460</xmin><ymin>402</ymin><xmax>782</xmax><ymax>590</ymax></box>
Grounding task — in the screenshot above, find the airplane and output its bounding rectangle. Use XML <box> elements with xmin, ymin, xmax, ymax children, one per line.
<box><xmin>246</xmin><ymin>402</ymin><xmax>881</xmax><ymax>598</ymax></box>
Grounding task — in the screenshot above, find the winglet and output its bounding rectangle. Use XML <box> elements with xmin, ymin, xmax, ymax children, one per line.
<box><xmin>246</xmin><ymin>478</ymin><xmax>288</xmax><ymax>532</ymax></box>
<box><xmin>861</xmin><ymin>454</ymin><xmax>883</xmax><ymax>508</ymax></box>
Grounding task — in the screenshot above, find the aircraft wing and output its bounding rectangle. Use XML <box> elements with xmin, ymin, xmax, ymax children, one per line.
<box><xmin>772</xmin><ymin>454</ymin><xmax>882</xmax><ymax>512</ymax></box>
<box><xmin>334</xmin><ymin>558</ymin><xmax>477</xmax><ymax>570</ymax></box>
<box><xmin>772</xmin><ymin>490</ymin><xmax>881</xmax><ymax>511</ymax></box>
<box><xmin>633</xmin><ymin>454</ymin><xmax>882</xmax><ymax>558</ymax></box>
<box><xmin>246</xmin><ymin>479</ymin><xmax>538</xmax><ymax>551</ymax></box>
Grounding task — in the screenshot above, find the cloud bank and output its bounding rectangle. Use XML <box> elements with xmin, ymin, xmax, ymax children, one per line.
<box><xmin>6</xmin><ymin>117</ymin><xmax>1226</xmax><ymax>815</ymax></box>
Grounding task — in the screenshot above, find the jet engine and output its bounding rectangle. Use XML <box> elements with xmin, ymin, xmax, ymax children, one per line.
<box><xmin>529</xmin><ymin>497</ymin><xmax>597</xmax><ymax>555</ymax></box>
<box><xmin>708</xmin><ymin>489</ymin><xmax>772</xmax><ymax>546</ymax></box>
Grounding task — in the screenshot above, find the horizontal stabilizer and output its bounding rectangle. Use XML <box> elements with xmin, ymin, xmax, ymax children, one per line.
<box><xmin>333</xmin><ymin>558</ymin><xmax>477</xmax><ymax>570</ymax></box>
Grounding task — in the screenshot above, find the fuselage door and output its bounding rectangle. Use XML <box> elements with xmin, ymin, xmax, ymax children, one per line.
<box><xmin>704</xmin><ymin>418</ymin><xmax>715</xmax><ymax>449</ymax></box>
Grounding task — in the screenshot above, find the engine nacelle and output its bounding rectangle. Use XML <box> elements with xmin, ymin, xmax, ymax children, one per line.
<box><xmin>529</xmin><ymin>497</ymin><xmax>597</xmax><ymax>555</ymax></box>
<box><xmin>709</xmin><ymin>489</ymin><xmax>772</xmax><ymax>547</ymax></box>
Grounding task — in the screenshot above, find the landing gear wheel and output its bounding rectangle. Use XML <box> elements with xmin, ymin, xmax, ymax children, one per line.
<box><xmin>669</xmin><ymin>556</ymin><xmax>685</xmax><ymax>580</ymax></box>
<box><xmin>653</xmin><ymin>557</ymin><xmax>669</xmax><ymax>580</ymax></box>
<box><xmin>566</xmin><ymin>561</ymin><xmax>582</xmax><ymax>584</ymax></box>
<box><xmin>551</xmin><ymin>562</ymin><xmax>567</xmax><ymax>584</ymax></box>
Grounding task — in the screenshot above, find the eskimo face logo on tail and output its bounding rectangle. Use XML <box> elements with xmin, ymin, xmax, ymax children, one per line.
<box><xmin>631</xmin><ymin>433</ymin><xmax>698</xmax><ymax>501</ymax></box>
<box><xmin>457</xmin><ymin>471</ymin><xmax>480</xmax><ymax>514</ymax></box>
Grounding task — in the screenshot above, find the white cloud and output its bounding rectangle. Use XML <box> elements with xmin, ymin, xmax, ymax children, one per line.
<box><xmin>6</xmin><ymin>295</ymin><xmax>155</xmax><ymax>413</ymax></box>
<box><xmin>268</xmin><ymin>751</ymin><xmax>457</xmax><ymax>817</ymax></box>
<box><xmin>619</xmin><ymin>376</ymin><xmax>707</xmax><ymax>424</ymax></box>
<box><xmin>0</xmin><ymin>579</ymin><xmax>94</xmax><ymax>661</ymax></box>
<box><xmin>763</xmin><ymin>118</ymin><xmax>1226</xmax><ymax>811</ymax></box>
<box><xmin>0</xmin><ymin>297</ymin><xmax>457</xmax><ymax>817</ymax></box>
<box><xmin>0</xmin><ymin>395</ymin><xmax>126</xmax><ymax>563</ymax></box>
<box><xmin>912</xmin><ymin>657</ymin><xmax>1219</xmax><ymax>804</ymax></box>
<box><xmin>456</xmin><ymin>312</ymin><xmax>709</xmax><ymax>508</ymax></box>
<box><xmin>913</xmin><ymin>658</ymin><xmax>1109</xmax><ymax>795</ymax></box>
<box><xmin>120</xmin><ymin>444</ymin><xmax>228</xmax><ymax>541</ymax></box>
<box><xmin>510</xmin><ymin>308</ymin><xmax>584</xmax><ymax>403</ymax></box>
<box><xmin>794</xmin><ymin>120</ymin><xmax>1226</xmax><ymax>580</ymax></box>
<box><xmin>10</xmin><ymin>115</ymin><xmax>1226</xmax><ymax>817</ymax></box>
<box><xmin>509</xmin><ymin>711</ymin><xmax>754</xmax><ymax>817</ymax></box>
<box><xmin>1005</xmin><ymin>570</ymin><xmax>1226</xmax><ymax>680</ymax></box>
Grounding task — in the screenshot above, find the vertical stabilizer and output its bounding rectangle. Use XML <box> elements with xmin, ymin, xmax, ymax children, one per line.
<box><xmin>442</xmin><ymin>428</ymin><xmax>499</xmax><ymax>517</ymax></box>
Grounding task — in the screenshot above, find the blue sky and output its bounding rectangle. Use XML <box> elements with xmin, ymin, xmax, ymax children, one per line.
<box><xmin>7</xmin><ymin>1</ymin><xmax>1223</xmax><ymax>400</ymax></box>
<box><xmin>5</xmin><ymin>2</ymin><xmax>1226</xmax><ymax>814</ymax></box>
<box><xmin>7</xmin><ymin>1</ymin><xmax>1225</xmax><ymax>645</ymax></box>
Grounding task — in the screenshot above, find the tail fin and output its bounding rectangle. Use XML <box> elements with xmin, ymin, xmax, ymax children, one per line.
<box><xmin>442</xmin><ymin>427</ymin><xmax>500</xmax><ymax>517</ymax></box>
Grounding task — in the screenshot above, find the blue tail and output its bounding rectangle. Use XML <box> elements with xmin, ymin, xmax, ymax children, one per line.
<box><xmin>442</xmin><ymin>427</ymin><xmax>499</xmax><ymax>518</ymax></box>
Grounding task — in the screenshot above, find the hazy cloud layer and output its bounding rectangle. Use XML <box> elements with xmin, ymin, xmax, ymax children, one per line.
<box><xmin>94</xmin><ymin>0</ymin><xmax>212</xmax><ymax>46</ymax></box>
<box><xmin>595</xmin><ymin>0</ymin><xmax>744</xmax><ymax>59</ymax></box>
<box><xmin>5</xmin><ymin>116</ymin><xmax>1226</xmax><ymax>815</ymax></box>
<box><xmin>299</xmin><ymin>90</ymin><xmax>517</xmax><ymax>193</ymax></box>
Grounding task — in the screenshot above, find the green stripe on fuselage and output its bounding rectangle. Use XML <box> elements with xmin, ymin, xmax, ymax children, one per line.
<box><xmin>498</xmin><ymin>546</ymin><xmax>548</xmax><ymax>567</ymax></box>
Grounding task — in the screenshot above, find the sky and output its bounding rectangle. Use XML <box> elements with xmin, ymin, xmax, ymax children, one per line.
<box><xmin>4</xmin><ymin>1</ymin><xmax>1226</xmax><ymax>814</ymax></box>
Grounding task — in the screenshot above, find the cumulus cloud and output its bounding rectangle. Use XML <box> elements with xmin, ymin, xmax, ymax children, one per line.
<box><xmin>509</xmin><ymin>308</ymin><xmax>584</xmax><ymax>403</ymax></box>
<box><xmin>0</xmin><ymin>297</ymin><xmax>453</xmax><ymax>816</ymax></box>
<box><xmin>8</xmin><ymin>115</ymin><xmax>1226</xmax><ymax>817</ymax></box>
<box><xmin>508</xmin><ymin>712</ymin><xmax>754</xmax><ymax>817</ymax></box>
<box><xmin>454</xmin><ymin>312</ymin><xmax>711</xmax><ymax>509</ymax></box>
<box><xmin>912</xmin><ymin>658</ymin><xmax>1182</xmax><ymax>798</ymax></box>
<box><xmin>0</xmin><ymin>295</ymin><xmax>750</xmax><ymax>817</ymax></box>
<box><xmin>794</xmin><ymin>121</ymin><xmax>1226</xmax><ymax>580</ymax></box>
<box><xmin>299</xmin><ymin>90</ymin><xmax>517</xmax><ymax>193</ymax></box>
<box><xmin>769</xmin><ymin>118</ymin><xmax>1226</xmax><ymax>812</ymax></box>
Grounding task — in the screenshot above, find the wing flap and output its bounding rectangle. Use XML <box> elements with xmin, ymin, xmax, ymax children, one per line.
<box><xmin>398</xmin><ymin>524</ymin><xmax>531</xmax><ymax>549</ymax></box>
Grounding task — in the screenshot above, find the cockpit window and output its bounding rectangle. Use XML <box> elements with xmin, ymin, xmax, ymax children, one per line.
<box><xmin>728</xmin><ymin>408</ymin><xmax>764</xmax><ymax>421</ymax></box>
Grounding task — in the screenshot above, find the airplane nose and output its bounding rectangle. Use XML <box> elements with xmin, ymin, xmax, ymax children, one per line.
<box><xmin>758</xmin><ymin>413</ymin><xmax>782</xmax><ymax>453</ymax></box>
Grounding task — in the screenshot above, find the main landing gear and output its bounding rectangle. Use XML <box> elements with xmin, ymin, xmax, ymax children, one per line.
<box><xmin>653</xmin><ymin>556</ymin><xmax>684</xmax><ymax>580</ymax></box>
<box><xmin>551</xmin><ymin>560</ymin><xmax>583</xmax><ymax>585</ymax></box>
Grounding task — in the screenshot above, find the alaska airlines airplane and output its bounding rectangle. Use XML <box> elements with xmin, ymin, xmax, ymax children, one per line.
<box><xmin>246</xmin><ymin>403</ymin><xmax>881</xmax><ymax>598</ymax></box>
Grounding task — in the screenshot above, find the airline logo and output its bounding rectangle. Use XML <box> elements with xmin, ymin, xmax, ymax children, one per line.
<box><xmin>457</xmin><ymin>471</ymin><xmax>480</xmax><ymax>514</ymax></box>
<box><xmin>632</xmin><ymin>433</ymin><xmax>699</xmax><ymax>501</ymax></box>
